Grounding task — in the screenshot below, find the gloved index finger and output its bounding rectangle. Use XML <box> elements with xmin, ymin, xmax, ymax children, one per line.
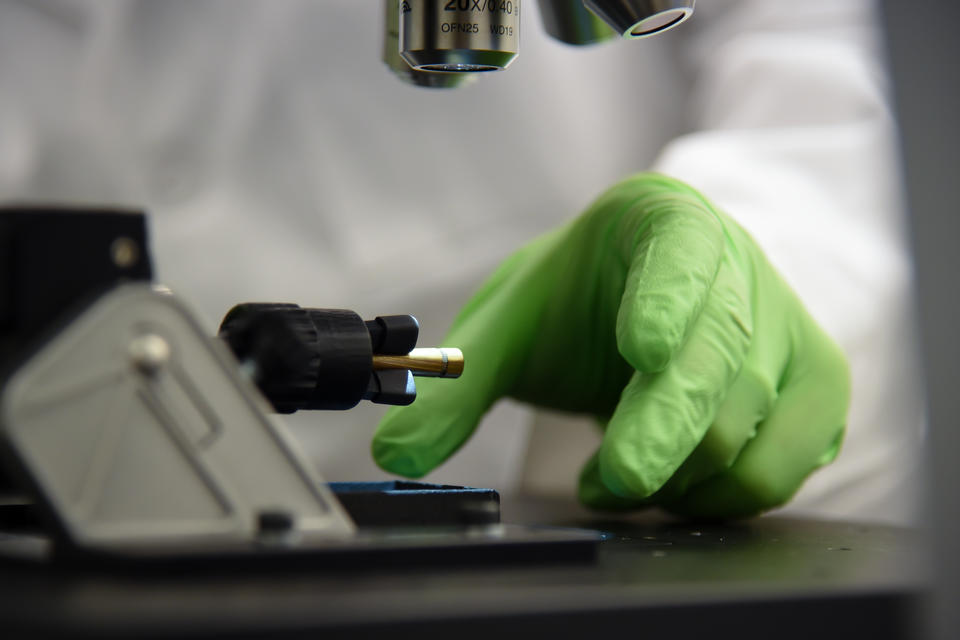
<box><xmin>612</xmin><ymin>174</ymin><xmax>726</xmax><ymax>373</ymax></box>
<box><xmin>373</xmin><ymin>228</ymin><xmax>566</xmax><ymax>478</ymax></box>
<box><xmin>601</xmin><ymin>253</ymin><xmax>753</xmax><ymax>498</ymax></box>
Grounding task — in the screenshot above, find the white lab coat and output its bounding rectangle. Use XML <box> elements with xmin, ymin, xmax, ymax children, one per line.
<box><xmin>0</xmin><ymin>0</ymin><xmax>923</xmax><ymax>524</ymax></box>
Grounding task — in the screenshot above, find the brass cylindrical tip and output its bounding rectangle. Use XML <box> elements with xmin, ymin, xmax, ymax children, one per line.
<box><xmin>372</xmin><ymin>348</ymin><xmax>464</xmax><ymax>378</ymax></box>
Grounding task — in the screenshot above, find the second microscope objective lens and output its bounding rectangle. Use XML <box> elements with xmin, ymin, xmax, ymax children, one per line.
<box><xmin>399</xmin><ymin>0</ymin><xmax>521</xmax><ymax>72</ymax></box>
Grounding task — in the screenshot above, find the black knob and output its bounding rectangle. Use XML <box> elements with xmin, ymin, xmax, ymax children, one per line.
<box><xmin>219</xmin><ymin>304</ymin><xmax>420</xmax><ymax>412</ymax></box>
<box><xmin>365</xmin><ymin>315</ymin><xmax>419</xmax><ymax>354</ymax></box>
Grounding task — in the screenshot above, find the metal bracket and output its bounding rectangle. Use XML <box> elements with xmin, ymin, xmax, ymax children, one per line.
<box><xmin>0</xmin><ymin>284</ymin><xmax>355</xmax><ymax>555</ymax></box>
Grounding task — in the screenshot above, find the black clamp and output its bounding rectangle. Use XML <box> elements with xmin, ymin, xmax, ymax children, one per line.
<box><xmin>219</xmin><ymin>304</ymin><xmax>422</xmax><ymax>411</ymax></box>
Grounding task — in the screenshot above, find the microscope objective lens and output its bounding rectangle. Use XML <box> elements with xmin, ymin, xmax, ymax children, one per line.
<box><xmin>399</xmin><ymin>0</ymin><xmax>521</xmax><ymax>73</ymax></box>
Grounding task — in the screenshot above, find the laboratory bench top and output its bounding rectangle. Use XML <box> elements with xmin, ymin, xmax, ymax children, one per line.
<box><xmin>0</xmin><ymin>497</ymin><xmax>926</xmax><ymax>639</ymax></box>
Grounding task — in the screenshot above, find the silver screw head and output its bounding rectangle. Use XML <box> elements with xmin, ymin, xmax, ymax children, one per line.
<box><xmin>128</xmin><ymin>334</ymin><xmax>171</xmax><ymax>375</ymax></box>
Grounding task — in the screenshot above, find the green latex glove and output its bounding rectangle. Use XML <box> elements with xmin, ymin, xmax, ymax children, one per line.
<box><xmin>372</xmin><ymin>173</ymin><xmax>850</xmax><ymax>518</ymax></box>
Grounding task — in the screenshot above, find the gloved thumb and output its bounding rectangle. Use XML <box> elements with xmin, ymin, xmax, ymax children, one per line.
<box><xmin>372</xmin><ymin>229</ymin><xmax>565</xmax><ymax>477</ymax></box>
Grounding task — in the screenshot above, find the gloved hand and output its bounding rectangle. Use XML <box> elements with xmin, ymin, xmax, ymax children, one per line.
<box><xmin>372</xmin><ymin>173</ymin><xmax>850</xmax><ymax>518</ymax></box>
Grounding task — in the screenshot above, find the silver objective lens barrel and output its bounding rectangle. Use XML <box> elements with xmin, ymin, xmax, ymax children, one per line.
<box><xmin>537</xmin><ymin>0</ymin><xmax>615</xmax><ymax>45</ymax></box>
<box><xmin>583</xmin><ymin>0</ymin><xmax>694</xmax><ymax>38</ymax></box>
<box><xmin>384</xmin><ymin>0</ymin><xmax>478</xmax><ymax>87</ymax></box>
<box><xmin>399</xmin><ymin>0</ymin><xmax>521</xmax><ymax>72</ymax></box>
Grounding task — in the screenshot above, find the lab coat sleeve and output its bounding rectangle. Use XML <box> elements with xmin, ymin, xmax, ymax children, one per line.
<box><xmin>650</xmin><ymin>0</ymin><xmax>924</xmax><ymax>523</ymax></box>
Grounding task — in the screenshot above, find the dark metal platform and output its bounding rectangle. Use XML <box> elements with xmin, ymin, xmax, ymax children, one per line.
<box><xmin>0</xmin><ymin>497</ymin><xmax>924</xmax><ymax>639</ymax></box>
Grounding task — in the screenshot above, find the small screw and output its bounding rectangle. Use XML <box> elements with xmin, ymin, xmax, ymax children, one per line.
<box><xmin>128</xmin><ymin>334</ymin><xmax>170</xmax><ymax>375</ymax></box>
<box><xmin>258</xmin><ymin>510</ymin><xmax>295</xmax><ymax>534</ymax></box>
<box><xmin>256</xmin><ymin>510</ymin><xmax>298</xmax><ymax>546</ymax></box>
<box><xmin>111</xmin><ymin>236</ymin><xmax>140</xmax><ymax>269</ymax></box>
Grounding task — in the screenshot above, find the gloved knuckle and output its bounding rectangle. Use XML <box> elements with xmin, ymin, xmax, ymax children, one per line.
<box><xmin>733</xmin><ymin>468</ymin><xmax>795</xmax><ymax>511</ymax></box>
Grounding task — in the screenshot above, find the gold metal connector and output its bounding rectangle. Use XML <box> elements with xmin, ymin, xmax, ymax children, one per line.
<box><xmin>372</xmin><ymin>348</ymin><xmax>464</xmax><ymax>378</ymax></box>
